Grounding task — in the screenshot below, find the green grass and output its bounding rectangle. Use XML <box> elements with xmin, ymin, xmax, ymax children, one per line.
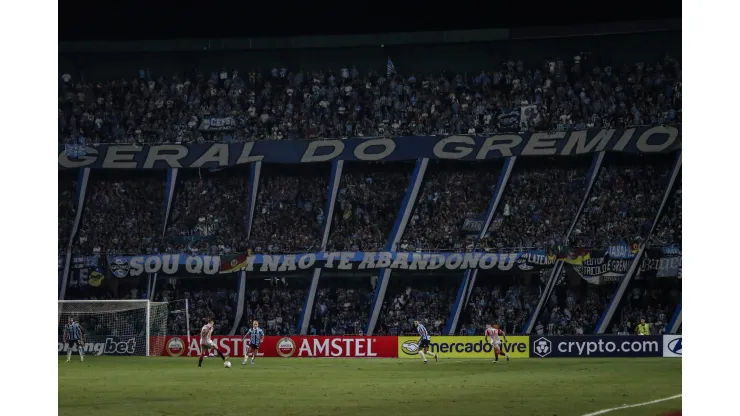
<box><xmin>58</xmin><ymin>357</ymin><xmax>681</xmax><ymax>416</ymax></box>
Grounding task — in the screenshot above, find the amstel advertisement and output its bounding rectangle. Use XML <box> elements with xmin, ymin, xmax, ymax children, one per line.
<box><xmin>159</xmin><ymin>336</ymin><xmax>398</xmax><ymax>358</ymax></box>
<box><xmin>397</xmin><ymin>336</ymin><xmax>530</xmax><ymax>359</ymax></box>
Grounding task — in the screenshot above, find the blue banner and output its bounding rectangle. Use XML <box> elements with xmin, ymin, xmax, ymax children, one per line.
<box><xmin>605</xmin><ymin>243</ymin><xmax>640</xmax><ymax>260</ymax></box>
<box><xmin>107</xmin><ymin>251</ymin><xmax>551</xmax><ymax>277</ymax></box>
<box><xmin>105</xmin><ymin>249</ymin><xmax>681</xmax><ymax>279</ymax></box>
<box><xmin>60</xmin><ymin>126</ymin><xmax>681</xmax><ymax>169</ymax></box>
<box><xmin>108</xmin><ymin>255</ymin><xmax>221</xmax><ymax>277</ymax></box>
<box><xmin>661</xmin><ymin>246</ymin><xmax>681</xmax><ymax>256</ymax></box>
<box><xmin>530</xmin><ymin>335</ymin><xmax>662</xmax><ymax>358</ymax></box>
<box><xmin>70</xmin><ymin>255</ymin><xmax>99</xmax><ymax>269</ymax></box>
<box><xmin>59</xmin><ymin>255</ymin><xmax>100</xmax><ymax>270</ymax></box>
<box><xmin>460</xmin><ymin>217</ymin><xmax>486</xmax><ymax>234</ymax></box>
<box><xmin>198</xmin><ymin>117</ymin><xmax>237</xmax><ymax>132</ymax></box>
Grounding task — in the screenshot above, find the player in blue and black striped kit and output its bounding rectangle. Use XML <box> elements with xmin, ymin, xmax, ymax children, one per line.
<box><xmin>414</xmin><ymin>320</ymin><xmax>438</xmax><ymax>364</ymax></box>
<box><xmin>242</xmin><ymin>320</ymin><xmax>265</xmax><ymax>365</ymax></box>
<box><xmin>63</xmin><ymin>317</ymin><xmax>85</xmax><ymax>362</ymax></box>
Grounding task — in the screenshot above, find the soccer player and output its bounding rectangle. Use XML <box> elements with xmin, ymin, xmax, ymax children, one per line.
<box><xmin>242</xmin><ymin>320</ymin><xmax>265</xmax><ymax>365</ymax></box>
<box><xmin>198</xmin><ymin>318</ymin><xmax>228</xmax><ymax>368</ymax></box>
<box><xmin>64</xmin><ymin>317</ymin><xmax>85</xmax><ymax>362</ymax></box>
<box><xmin>485</xmin><ymin>324</ymin><xmax>510</xmax><ymax>363</ymax></box>
<box><xmin>413</xmin><ymin>320</ymin><xmax>438</xmax><ymax>364</ymax></box>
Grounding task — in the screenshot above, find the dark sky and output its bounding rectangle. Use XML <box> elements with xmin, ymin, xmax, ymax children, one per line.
<box><xmin>59</xmin><ymin>0</ymin><xmax>680</xmax><ymax>42</ymax></box>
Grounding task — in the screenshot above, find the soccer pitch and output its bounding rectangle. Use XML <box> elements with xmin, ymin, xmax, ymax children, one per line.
<box><xmin>58</xmin><ymin>357</ymin><xmax>681</xmax><ymax>416</ymax></box>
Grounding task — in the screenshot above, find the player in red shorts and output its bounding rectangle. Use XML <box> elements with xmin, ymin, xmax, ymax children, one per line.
<box><xmin>198</xmin><ymin>318</ymin><xmax>228</xmax><ymax>367</ymax></box>
<box><xmin>485</xmin><ymin>324</ymin><xmax>510</xmax><ymax>363</ymax></box>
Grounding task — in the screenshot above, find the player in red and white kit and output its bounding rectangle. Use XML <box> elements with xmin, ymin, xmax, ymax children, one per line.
<box><xmin>198</xmin><ymin>318</ymin><xmax>228</xmax><ymax>367</ymax></box>
<box><xmin>485</xmin><ymin>324</ymin><xmax>510</xmax><ymax>363</ymax></box>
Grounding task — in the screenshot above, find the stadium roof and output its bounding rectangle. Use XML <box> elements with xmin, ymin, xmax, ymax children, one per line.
<box><xmin>59</xmin><ymin>0</ymin><xmax>680</xmax><ymax>43</ymax></box>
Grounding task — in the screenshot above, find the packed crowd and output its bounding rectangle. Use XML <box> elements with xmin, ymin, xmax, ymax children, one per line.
<box><xmin>651</xmin><ymin>176</ymin><xmax>682</xmax><ymax>247</ymax></box>
<box><xmin>75</xmin><ymin>171</ymin><xmax>164</xmax><ymax>255</ymax></box>
<box><xmin>309</xmin><ymin>278</ymin><xmax>374</xmax><ymax>335</ymax></box>
<box><xmin>401</xmin><ymin>162</ymin><xmax>499</xmax><ymax>251</ymax></box>
<box><xmin>532</xmin><ymin>282</ymin><xmax>611</xmax><ymax>336</ymax></box>
<box><xmin>249</xmin><ymin>165</ymin><xmax>329</xmax><ymax>253</ymax></box>
<box><xmin>59</xmin><ymin>176</ymin><xmax>77</xmax><ymax>255</ymax></box>
<box><xmin>611</xmin><ymin>277</ymin><xmax>681</xmax><ymax>335</ymax></box>
<box><xmin>482</xmin><ymin>159</ymin><xmax>589</xmax><ymax>251</ymax></box>
<box><xmin>62</xmin><ymin>279</ymin><xmax>145</xmax><ymax>302</ymax></box>
<box><xmin>59</xmin><ymin>50</ymin><xmax>682</xmax><ymax>339</ymax></box>
<box><xmin>154</xmin><ymin>280</ymin><xmax>237</xmax><ymax>336</ymax></box>
<box><xmin>164</xmin><ymin>169</ymin><xmax>250</xmax><ymax>254</ymax></box>
<box><xmin>62</xmin><ymin>263</ymin><xmax>681</xmax><ymax>338</ymax></box>
<box><xmin>66</xmin><ymin>153</ymin><xmax>678</xmax><ymax>256</ymax></box>
<box><xmin>60</xmin><ymin>52</ymin><xmax>682</xmax><ymax>256</ymax></box>
<box><xmin>59</xmin><ymin>55</ymin><xmax>682</xmax><ymax>145</ymax></box>
<box><xmin>614</xmin><ymin>304</ymin><xmax>668</xmax><ymax>335</ymax></box>
<box><xmin>375</xmin><ymin>276</ymin><xmax>458</xmax><ymax>336</ymax></box>
<box><xmin>327</xmin><ymin>163</ymin><xmax>411</xmax><ymax>252</ymax></box>
<box><xmin>571</xmin><ymin>154</ymin><xmax>675</xmax><ymax>248</ymax></box>
<box><xmin>237</xmin><ymin>278</ymin><xmax>305</xmax><ymax>336</ymax></box>
<box><xmin>459</xmin><ymin>277</ymin><xmax>541</xmax><ymax>335</ymax></box>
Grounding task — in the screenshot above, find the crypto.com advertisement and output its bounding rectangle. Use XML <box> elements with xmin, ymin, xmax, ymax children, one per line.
<box><xmin>530</xmin><ymin>336</ymin><xmax>662</xmax><ymax>358</ymax></box>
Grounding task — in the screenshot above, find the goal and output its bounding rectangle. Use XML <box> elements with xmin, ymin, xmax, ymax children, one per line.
<box><xmin>58</xmin><ymin>300</ymin><xmax>169</xmax><ymax>357</ymax></box>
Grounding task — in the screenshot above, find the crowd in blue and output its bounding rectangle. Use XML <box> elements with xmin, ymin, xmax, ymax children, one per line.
<box><xmin>59</xmin><ymin>40</ymin><xmax>681</xmax><ymax>338</ymax></box>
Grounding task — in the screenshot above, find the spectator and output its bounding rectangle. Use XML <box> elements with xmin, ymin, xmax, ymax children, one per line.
<box><xmin>59</xmin><ymin>173</ymin><xmax>77</xmax><ymax>254</ymax></box>
<box><xmin>572</xmin><ymin>154</ymin><xmax>674</xmax><ymax>248</ymax></box>
<box><xmin>615</xmin><ymin>277</ymin><xmax>681</xmax><ymax>335</ymax></box>
<box><xmin>328</xmin><ymin>163</ymin><xmax>411</xmax><ymax>251</ymax></box>
<box><xmin>250</xmin><ymin>165</ymin><xmax>329</xmax><ymax>253</ymax></box>
<box><xmin>164</xmin><ymin>168</ymin><xmax>249</xmax><ymax>254</ymax></box>
<box><xmin>483</xmin><ymin>158</ymin><xmax>588</xmax><ymax>251</ymax></box>
<box><xmin>59</xmin><ymin>55</ymin><xmax>682</xmax><ymax>340</ymax></box>
<box><xmin>651</xmin><ymin>177</ymin><xmax>682</xmax><ymax>247</ymax></box>
<box><xmin>375</xmin><ymin>275</ymin><xmax>457</xmax><ymax>335</ymax></box>
<box><xmin>238</xmin><ymin>277</ymin><xmax>305</xmax><ymax>336</ymax></box>
<box><xmin>154</xmin><ymin>278</ymin><xmax>237</xmax><ymax>336</ymax></box>
<box><xmin>310</xmin><ymin>278</ymin><xmax>374</xmax><ymax>335</ymax></box>
<box><xmin>59</xmin><ymin>56</ymin><xmax>682</xmax><ymax>145</ymax></box>
<box><xmin>75</xmin><ymin>171</ymin><xmax>165</xmax><ymax>255</ymax></box>
<box><xmin>403</xmin><ymin>161</ymin><xmax>499</xmax><ymax>251</ymax></box>
<box><xmin>460</xmin><ymin>274</ymin><xmax>540</xmax><ymax>335</ymax></box>
<box><xmin>540</xmin><ymin>282</ymin><xmax>610</xmax><ymax>335</ymax></box>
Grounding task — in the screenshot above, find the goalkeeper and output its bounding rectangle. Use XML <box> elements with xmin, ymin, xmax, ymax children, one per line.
<box><xmin>64</xmin><ymin>317</ymin><xmax>85</xmax><ymax>362</ymax></box>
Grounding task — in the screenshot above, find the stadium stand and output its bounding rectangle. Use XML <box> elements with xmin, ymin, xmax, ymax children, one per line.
<box><xmin>236</xmin><ymin>276</ymin><xmax>305</xmax><ymax>336</ymax></box>
<box><xmin>58</xmin><ymin>26</ymin><xmax>681</xmax><ymax>339</ymax></box>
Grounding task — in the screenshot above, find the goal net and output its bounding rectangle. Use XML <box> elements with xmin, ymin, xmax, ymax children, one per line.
<box><xmin>58</xmin><ymin>300</ymin><xmax>169</xmax><ymax>357</ymax></box>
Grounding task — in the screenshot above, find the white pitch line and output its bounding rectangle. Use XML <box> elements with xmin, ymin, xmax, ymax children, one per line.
<box><xmin>580</xmin><ymin>394</ymin><xmax>682</xmax><ymax>416</ymax></box>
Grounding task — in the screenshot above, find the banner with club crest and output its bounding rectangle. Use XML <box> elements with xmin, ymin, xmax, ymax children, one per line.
<box><xmin>104</xmin><ymin>246</ymin><xmax>680</xmax><ymax>280</ymax></box>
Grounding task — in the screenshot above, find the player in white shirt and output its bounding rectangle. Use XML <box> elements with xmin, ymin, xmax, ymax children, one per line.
<box><xmin>485</xmin><ymin>324</ymin><xmax>510</xmax><ymax>363</ymax></box>
<box><xmin>198</xmin><ymin>318</ymin><xmax>228</xmax><ymax>367</ymax></box>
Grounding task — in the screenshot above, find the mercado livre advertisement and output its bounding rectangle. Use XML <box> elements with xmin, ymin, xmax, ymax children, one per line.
<box><xmin>397</xmin><ymin>335</ymin><xmax>530</xmax><ymax>359</ymax></box>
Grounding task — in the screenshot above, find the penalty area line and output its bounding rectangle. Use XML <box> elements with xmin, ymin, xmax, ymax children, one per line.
<box><xmin>580</xmin><ymin>394</ymin><xmax>682</xmax><ymax>416</ymax></box>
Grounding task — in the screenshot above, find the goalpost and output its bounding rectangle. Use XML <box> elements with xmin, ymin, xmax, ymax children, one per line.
<box><xmin>58</xmin><ymin>300</ymin><xmax>172</xmax><ymax>357</ymax></box>
<box><xmin>166</xmin><ymin>299</ymin><xmax>191</xmax><ymax>346</ymax></box>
